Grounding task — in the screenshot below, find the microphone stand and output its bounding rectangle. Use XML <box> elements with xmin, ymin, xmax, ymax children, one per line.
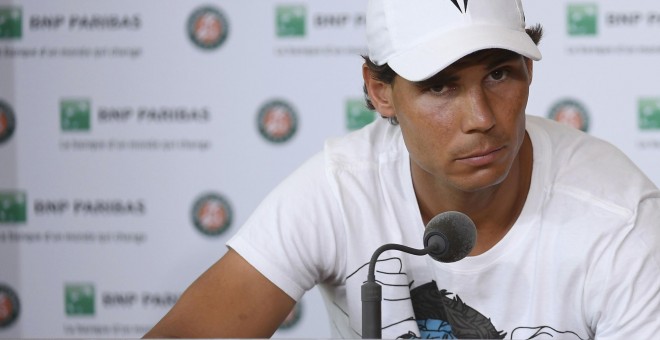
<box><xmin>361</xmin><ymin>243</ymin><xmax>436</xmax><ymax>339</ymax></box>
<box><xmin>360</xmin><ymin>211</ymin><xmax>476</xmax><ymax>339</ymax></box>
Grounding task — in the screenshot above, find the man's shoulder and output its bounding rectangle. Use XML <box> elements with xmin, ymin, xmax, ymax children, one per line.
<box><xmin>527</xmin><ymin>114</ymin><xmax>635</xmax><ymax>168</ymax></box>
<box><xmin>323</xmin><ymin>119</ymin><xmax>405</xmax><ymax>168</ymax></box>
<box><xmin>527</xmin><ymin>115</ymin><xmax>658</xmax><ymax>212</ymax></box>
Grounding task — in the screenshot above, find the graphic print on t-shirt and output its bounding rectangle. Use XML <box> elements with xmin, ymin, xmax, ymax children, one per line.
<box><xmin>348</xmin><ymin>257</ymin><xmax>588</xmax><ymax>339</ymax></box>
<box><xmin>409</xmin><ymin>281</ymin><xmax>505</xmax><ymax>339</ymax></box>
<box><xmin>409</xmin><ymin>281</ymin><xmax>588</xmax><ymax>340</ymax></box>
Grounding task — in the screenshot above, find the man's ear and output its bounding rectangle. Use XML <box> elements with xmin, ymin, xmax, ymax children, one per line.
<box><xmin>525</xmin><ymin>58</ymin><xmax>533</xmax><ymax>85</ymax></box>
<box><xmin>362</xmin><ymin>64</ymin><xmax>396</xmax><ymax>118</ymax></box>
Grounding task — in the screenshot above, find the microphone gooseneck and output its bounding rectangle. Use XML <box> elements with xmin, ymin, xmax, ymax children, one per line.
<box><xmin>361</xmin><ymin>211</ymin><xmax>477</xmax><ymax>339</ymax></box>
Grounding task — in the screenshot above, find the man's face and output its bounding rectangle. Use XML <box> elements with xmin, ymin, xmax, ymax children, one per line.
<box><xmin>389</xmin><ymin>49</ymin><xmax>533</xmax><ymax>193</ymax></box>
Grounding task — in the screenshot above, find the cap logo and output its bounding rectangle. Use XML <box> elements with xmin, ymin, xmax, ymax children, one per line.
<box><xmin>450</xmin><ymin>0</ymin><xmax>469</xmax><ymax>13</ymax></box>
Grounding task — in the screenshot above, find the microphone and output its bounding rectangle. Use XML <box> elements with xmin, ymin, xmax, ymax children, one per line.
<box><xmin>424</xmin><ymin>211</ymin><xmax>477</xmax><ymax>263</ymax></box>
<box><xmin>361</xmin><ymin>211</ymin><xmax>476</xmax><ymax>339</ymax></box>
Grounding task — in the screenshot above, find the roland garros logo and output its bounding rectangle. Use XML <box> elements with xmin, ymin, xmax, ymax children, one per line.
<box><xmin>257</xmin><ymin>100</ymin><xmax>298</xmax><ymax>144</ymax></box>
<box><xmin>187</xmin><ymin>5</ymin><xmax>229</xmax><ymax>50</ymax></box>
<box><xmin>548</xmin><ymin>99</ymin><xmax>590</xmax><ymax>132</ymax></box>
<box><xmin>191</xmin><ymin>193</ymin><xmax>233</xmax><ymax>236</ymax></box>
<box><xmin>0</xmin><ymin>284</ymin><xmax>20</xmax><ymax>329</ymax></box>
<box><xmin>0</xmin><ymin>100</ymin><xmax>16</xmax><ymax>145</ymax></box>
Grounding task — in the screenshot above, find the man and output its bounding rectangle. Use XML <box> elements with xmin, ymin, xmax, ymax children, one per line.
<box><xmin>144</xmin><ymin>0</ymin><xmax>660</xmax><ymax>338</ymax></box>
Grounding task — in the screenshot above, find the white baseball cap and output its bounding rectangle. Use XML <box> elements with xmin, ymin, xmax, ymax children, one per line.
<box><xmin>366</xmin><ymin>0</ymin><xmax>542</xmax><ymax>81</ymax></box>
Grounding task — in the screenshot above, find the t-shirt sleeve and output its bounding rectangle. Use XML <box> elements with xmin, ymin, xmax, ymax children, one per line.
<box><xmin>226</xmin><ymin>152</ymin><xmax>346</xmax><ymax>301</ymax></box>
<box><xmin>589</xmin><ymin>194</ymin><xmax>660</xmax><ymax>339</ymax></box>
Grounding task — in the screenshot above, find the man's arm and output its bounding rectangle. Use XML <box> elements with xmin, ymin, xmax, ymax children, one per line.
<box><xmin>143</xmin><ymin>248</ymin><xmax>296</xmax><ymax>338</ymax></box>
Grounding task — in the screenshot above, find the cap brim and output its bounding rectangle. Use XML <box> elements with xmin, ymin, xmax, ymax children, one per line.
<box><xmin>387</xmin><ymin>25</ymin><xmax>542</xmax><ymax>82</ymax></box>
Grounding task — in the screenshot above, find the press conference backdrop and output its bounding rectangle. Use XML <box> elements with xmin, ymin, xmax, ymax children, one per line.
<box><xmin>0</xmin><ymin>0</ymin><xmax>658</xmax><ymax>337</ymax></box>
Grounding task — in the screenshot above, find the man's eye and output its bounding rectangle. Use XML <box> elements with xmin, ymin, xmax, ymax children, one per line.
<box><xmin>426</xmin><ymin>83</ymin><xmax>455</xmax><ymax>94</ymax></box>
<box><xmin>429</xmin><ymin>85</ymin><xmax>446</xmax><ymax>94</ymax></box>
<box><xmin>489</xmin><ymin>69</ymin><xmax>509</xmax><ymax>81</ymax></box>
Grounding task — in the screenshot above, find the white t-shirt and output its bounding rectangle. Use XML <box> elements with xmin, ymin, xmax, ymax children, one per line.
<box><xmin>227</xmin><ymin>115</ymin><xmax>660</xmax><ymax>339</ymax></box>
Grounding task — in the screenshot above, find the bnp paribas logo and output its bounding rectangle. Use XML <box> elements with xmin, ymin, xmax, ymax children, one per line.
<box><xmin>257</xmin><ymin>99</ymin><xmax>298</xmax><ymax>143</ymax></box>
<box><xmin>276</xmin><ymin>5</ymin><xmax>306</xmax><ymax>37</ymax></box>
<box><xmin>191</xmin><ymin>193</ymin><xmax>233</xmax><ymax>237</ymax></box>
<box><xmin>568</xmin><ymin>3</ymin><xmax>598</xmax><ymax>36</ymax></box>
<box><xmin>346</xmin><ymin>99</ymin><xmax>376</xmax><ymax>131</ymax></box>
<box><xmin>0</xmin><ymin>100</ymin><xmax>16</xmax><ymax>145</ymax></box>
<box><xmin>187</xmin><ymin>5</ymin><xmax>229</xmax><ymax>50</ymax></box>
<box><xmin>65</xmin><ymin>283</ymin><xmax>95</xmax><ymax>316</ymax></box>
<box><xmin>0</xmin><ymin>7</ymin><xmax>22</xmax><ymax>39</ymax></box>
<box><xmin>0</xmin><ymin>191</ymin><xmax>27</xmax><ymax>224</ymax></box>
<box><xmin>0</xmin><ymin>283</ymin><xmax>20</xmax><ymax>329</ymax></box>
<box><xmin>60</xmin><ymin>98</ymin><xmax>91</xmax><ymax>132</ymax></box>
<box><xmin>638</xmin><ymin>98</ymin><xmax>660</xmax><ymax>130</ymax></box>
<box><xmin>548</xmin><ymin>99</ymin><xmax>590</xmax><ymax>132</ymax></box>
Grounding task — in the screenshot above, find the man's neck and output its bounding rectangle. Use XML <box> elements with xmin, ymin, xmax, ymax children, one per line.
<box><xmin>413</xmin><ymin>133</ymin><xmax>533</xmax><ymax>256</ymax></box>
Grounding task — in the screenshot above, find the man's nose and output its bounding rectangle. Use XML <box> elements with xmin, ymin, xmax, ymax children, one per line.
<box><xmin>460</xmin><ymin>86</ymin><xmax>496</xmax><ymax>133</ymax></box>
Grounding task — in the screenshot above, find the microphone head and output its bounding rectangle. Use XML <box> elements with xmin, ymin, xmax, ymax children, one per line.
<box><xmin>423</xmin><ymin>211</ymin><xmax>477</xmax><ymax>263</ymax></box>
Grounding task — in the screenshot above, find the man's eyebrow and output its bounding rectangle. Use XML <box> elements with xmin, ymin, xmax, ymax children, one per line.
<box><xmin>483</xmin><ymin>51</ymin><xmax>521</xmax><ymax>69</ymax></box>
<box><xmin>413</xmin><ymin>51</ymin><xmax>520</xmax><ymax>88</ymax></box>
<box><xmin>413</xmin><ymin>73</ymin><xmax>459</xmax><ymax>88</ymax></box>
<box><xmin>412</xmin><ymin>51</ymin><xmax>522</xmax><ymax>88</ymax></box>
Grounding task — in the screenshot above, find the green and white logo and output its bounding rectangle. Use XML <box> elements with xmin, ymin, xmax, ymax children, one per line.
<box><xmin>276</xmin><ymin>5</ymin><xmax>306</xmax><ymax>37</ymax></box>
<box><xmin>0</xmin><ymin>7</ymin><xmax>22</xmax><ymax>39</ymax></box>
<box><xmin>257</xmin><ymin>100</ymin><xmax>298</xmax><ymax>143</ymax></box>
<box><xmin>568</xmin><ymin>3</ymin><xmax>598</xmax><ymax>36</ymax></box>
<box><xmin>191</xmin><ymin>193</ymin><xmax>233</xmax><ymax>237</ymax></box>
<box><xmin>639</xmin><ymin>98</ymin><xmax>660</xmax><ymax>130</ymax></box>
<box><xmin>0</xmin><ymin>284</ymin><xmax>20</xmax><ymax>329</ymax></box>
<box><xmin>187</xmin><ymin>6</ymin><xmax>229</xmax><ymax>50</ymax></box>
<box><xmin>548</xmin><ymin>99</ymin><xmax>590</xmax><ymax>132</ymax></box>
<box><xmin>61</xmin><ymin>98</ymin><xmax>91</xmax><ymax>132</ymax></box>
<box><xmin>65</xmin><ymin>283</ymin><xmax>95</xmax><ymax>316</ymax></box>
<box><xmin>0</xmin><ymin>191</ymin><xmax>27</xmax><ymax>224</ymax></box>
<box><xmin>346</xmin><ymin>99</ymin><xmax>375</xmax><ymax>131</ymax></box>
<box><xmin>0</xmin><ymin>100</ymin><xmax>16</xmax><ymax>145</ymax></box>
